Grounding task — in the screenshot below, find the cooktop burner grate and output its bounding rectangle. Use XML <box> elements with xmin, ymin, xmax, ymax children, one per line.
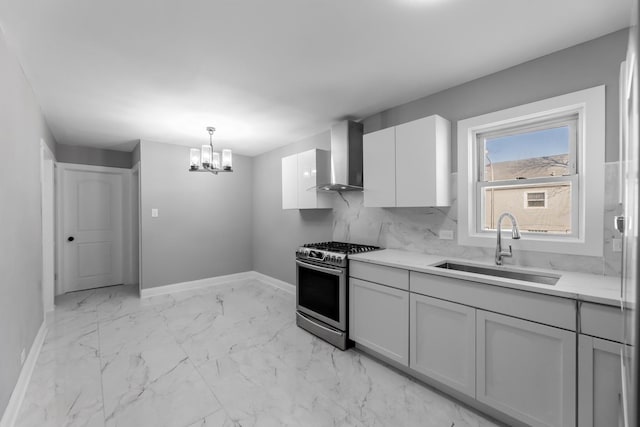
<box><xmin>302</xmin><ymin>241</ymin><xmax>380</xmax><ymax>254</ymax></box>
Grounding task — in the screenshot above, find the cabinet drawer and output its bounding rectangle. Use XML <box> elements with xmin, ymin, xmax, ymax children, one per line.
<box><xmin>410</xmin><ymin>271</ymin><xmax>576</xmax><ymax>330</ymax></box>
<box><xmin>350</xmin><ymin>260</ymin><xmax>409</xmax><ymax>290</ymax></box>
<box><xmin>580</xmin><ymin>302</ymin><xmax>623</xmax><ymax>343</ymax></box>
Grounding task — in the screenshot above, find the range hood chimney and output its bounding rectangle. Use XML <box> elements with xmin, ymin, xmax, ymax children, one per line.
<box><xmin>317</xmin><ymin>121</ymin><xmax>364</xmax><ymax>192</ymax></box>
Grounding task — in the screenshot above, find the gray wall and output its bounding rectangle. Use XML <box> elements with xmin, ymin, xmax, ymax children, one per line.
<box><xmin>252</xmin><ymin>131</ymin><xmax>335</xmax><ymax>285</ymax></box>
<box><xmin>251</xmin><ymin>29</ymin><xmax>629</xmax><ymax>284</ymax></box>
<box><xmin>56</xmin><ymin>143</ymin><xmax>133</xmax><ymax>168</ymax></box>
<box><xmin>363</xmin><ymin>29</ymin><xmax>628</xmax><ymax>168</ymax></box>
<box><xmin>0</xmin><ymin>30</ymin><xmax>56</xmax><ymax>417</ymax></box>
<box><xmin>131</xmin><ymin>142</ymin><xmax>140</xmax><ymax>166</ymax></box>
<box><xmin>139</xmin><ymin>140</ymin><xmax>253</xmax><ymax>289</ymax></box>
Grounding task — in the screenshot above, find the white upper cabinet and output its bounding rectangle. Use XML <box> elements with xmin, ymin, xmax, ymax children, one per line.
<box><xmin>297</xmin><ymin>149</ymin><xmax>322</xmax><ymax>209</ymax></box>
<box><xmin>396</xmin><ymin>115</ymin><xmax>450</xmax><ymax>207</ymax></box>
<box><xmin>363</xmin><ymin>127</ymin><xmax>396</xmax><ymax>207</ymax></box>
<box><xmin>363</xmin><ymin>115</ymin><xmax>450</xmax><ymax>208</ymax></box>
<box><xmin>281</xmin><ymin>149</ymin><xmax>332</xmax><ymax>210</ymax></box>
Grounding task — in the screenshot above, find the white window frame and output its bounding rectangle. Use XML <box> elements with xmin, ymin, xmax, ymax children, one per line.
<box><xmin>476</xmin><ymin>114</ymin><xmax>579</xmax><ymax>236</ymax></box>
<box><xmin>457</xmin><ymin>85</ymin><xmax>605</xmax><ymax>257</ymax></box>
<box><xmin>524</xmin><ymin>191</ymin><xmax>547</xmax><ymax>209</ymax></box>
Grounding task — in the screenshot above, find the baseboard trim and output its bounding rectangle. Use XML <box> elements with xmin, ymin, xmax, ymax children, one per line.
<box><xmin>0</xmin><ymin>320</ymin><xmax>47</xmax><ymax>427</ymax></box>
<box><xmin>140</xmin><ymin>271</ymin><xmax>295</xmax><ymax>298</ymax></box>
<box><xmin>140</xmin><ymin>272</ymin><xmax>256</xmax><ymax>298</ymax></box>
<box><xmin>250</xmin><ymin>271</ymin><xmax>295</xmax><ymax>295</ymax></box>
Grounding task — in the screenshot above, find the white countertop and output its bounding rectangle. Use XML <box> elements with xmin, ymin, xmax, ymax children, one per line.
<box><xmin>349</xmin><ymin>249</ymin><xmax>624</xmax><ymax>307</ymax></box>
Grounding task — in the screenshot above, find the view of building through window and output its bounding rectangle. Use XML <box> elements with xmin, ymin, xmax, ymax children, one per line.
<box><xmin>479</xmin><ymin>124</ymin><xmax>574</xmax><ymax>234</ymax></box>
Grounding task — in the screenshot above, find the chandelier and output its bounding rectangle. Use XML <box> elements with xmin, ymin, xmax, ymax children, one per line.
<box><xmin>189</xmin><ymin>127</ymin><xmax>233</xmax><ymax>175</ymax></box>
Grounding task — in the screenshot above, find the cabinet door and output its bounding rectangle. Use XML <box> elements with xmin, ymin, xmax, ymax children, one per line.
<box><xmin>410</xmin><ymin>294</ymin><xmax>476</xmax><ymax>396</ymax></box>
<box><xmin>476</xmin><ymin>311</ymin><xmax>576</xmax><ymax>427</ymax></box>
<box><xmin>578</xmin><ymin>335</ymin><xmax>624</xmax><ymax>427</ymax></box>
<box><xmin>349</xmin><ymin>278</ymin><xmax>409</xmax><ymax>365</ymax></box>
<box><xmin>281</xmin><ymin>154</ymin><xmax>298</xmax><ymax>209</ymax></box>
<box><xmin>363</xmin><ymin>127</ymin><xmax>396</xmax><ymax>207</ymax></box>
<box><xmin>395</xmin><ymin>115</ymin><xmax>450</xmax><ymax>207</ymax></box>
<box><xmin>297</xmin><ymin>149</ymin><xmax>317</xmax><ymax>209</ymax></box>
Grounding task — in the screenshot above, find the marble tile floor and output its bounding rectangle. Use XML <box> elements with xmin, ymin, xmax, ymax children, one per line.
<box><xmin>15</xmin><ymin>279</ymin><xmax>501</xmax><ymax>427</ymax></box>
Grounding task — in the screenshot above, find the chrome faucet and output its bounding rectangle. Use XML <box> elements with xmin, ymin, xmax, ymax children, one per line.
<box><xmin>495</xmin><ymin>212</ymin><xmax>521</xmax><ymax>265</ymax></box>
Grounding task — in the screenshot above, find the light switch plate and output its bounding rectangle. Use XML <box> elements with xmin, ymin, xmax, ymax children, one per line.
<box><xmin>151</xmin><ymin>208</ymin><xmax>159</xmax><ymax>218</ymax></box>
<box><xmin>439</xmin><ymin>230</ymin><xmax>454</xmax><ymax>240</ymax></box>
<box><xmin>613</xmin><ymin>238</ymin><xmax>622</xmax><ymax>252</ymax></box>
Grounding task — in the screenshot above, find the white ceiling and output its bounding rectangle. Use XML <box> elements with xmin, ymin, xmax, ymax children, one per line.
<box><xmin>0</xmin><ymin>0</ymin><xmax>632</xmax><ymax>156</ymax></box>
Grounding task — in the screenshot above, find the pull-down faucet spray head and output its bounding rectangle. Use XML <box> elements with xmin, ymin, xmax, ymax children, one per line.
<box><xmin>512</xmin><ymin>226</ymin><xmax>521</xmax><ymax>240</ymax></box>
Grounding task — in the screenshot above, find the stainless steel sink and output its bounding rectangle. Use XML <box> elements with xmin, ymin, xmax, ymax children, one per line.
<box><xmin>434</xmin><ymin>262</ymin><xmax>560</xmax><ymax>286</ymax></box>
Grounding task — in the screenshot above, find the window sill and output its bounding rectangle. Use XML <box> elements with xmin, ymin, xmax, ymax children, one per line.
<box><xmin>458</xmin><ymin>232</ymin><xmax>603</xmax><ymax>257</ymax></box>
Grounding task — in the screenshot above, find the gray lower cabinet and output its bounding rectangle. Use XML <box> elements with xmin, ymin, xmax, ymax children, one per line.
<box><xmin>476</xmin><ymin>310</ymin><xmax>576</xmax><ymax>427</ymax></box>
<box><xmin>578</xmin><ymin>335</ymin><xmax>624</xmax><ymax>427</ymax></box>
<box><xmin>349</xmin><ymin>277</ymin><xmax>409</xmax><ymax>365</ymax></box>
<box><xmin>409</xmin><ymin>293</ymin><xmax>476</xmax><ymax>397</ymax></box>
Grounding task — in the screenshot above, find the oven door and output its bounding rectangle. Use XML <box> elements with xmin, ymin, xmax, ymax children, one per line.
<box><xmin>296</xmin><ymin>259</ymin><xmax>346</xmax><ymax>331</ymax></box>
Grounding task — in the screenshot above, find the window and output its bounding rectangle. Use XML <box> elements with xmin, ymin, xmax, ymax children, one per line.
<box><xmin>525</xmin><ymin>192</ymin><xmax>546</xmax><ymax>209</ymax></box>
<box><xmin>477</xmin><ymin>115</ymin><xmax>578</xmax><ymax>236</ymax></box>
<box><xmin>457</xmin><ymin>86</ymin><xmax>605</xmax><ymax>257</ymax></box>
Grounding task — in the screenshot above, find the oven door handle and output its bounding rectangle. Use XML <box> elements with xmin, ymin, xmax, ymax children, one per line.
<box><xmin>296</xmin><ymin>259</ymin><xmax>344</xmax><ymax>275</ymax></box>
<box><xmin>297</xmin><ymin>312</ymin><xmax>344</xmax><ymax>337</ymax></box>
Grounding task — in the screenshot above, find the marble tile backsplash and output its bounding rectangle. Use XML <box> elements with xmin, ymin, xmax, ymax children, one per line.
<box><xmin>333</xmin><ymin>162</ymin><xmax>622</xmax><ymax>276</ymax></box>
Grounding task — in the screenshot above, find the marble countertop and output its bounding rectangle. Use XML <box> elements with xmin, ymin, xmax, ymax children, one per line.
<box><xmin>349</xmin><ymin>249</ymin><xmax>624</xmax><ymax>307</ymax></box>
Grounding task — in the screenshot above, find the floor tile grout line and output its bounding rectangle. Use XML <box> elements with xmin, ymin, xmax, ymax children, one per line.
<box><xmin>179</xmin><ymin>408</ymin><xmax>227</xmax><ymax>427</ymax></box>
<box><xmin>178</xmin><ymin>351</ymin><xmax>235</xmax><ymax>426</ymax></box>
<box><xmin>162</xmin><ymin>297</ymin><xmax>237</xmax><ymax>425</ymax></box>
<box><xmin>95</xmin><ymin>301</ymin><xmax>109</xmax><ymax>426</ymax></box>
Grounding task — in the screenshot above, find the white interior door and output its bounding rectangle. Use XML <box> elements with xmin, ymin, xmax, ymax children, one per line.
<box><xmin>60</xmin><ymin>165</ymin><xmax>125</xmax><ymax>292</ymax></box>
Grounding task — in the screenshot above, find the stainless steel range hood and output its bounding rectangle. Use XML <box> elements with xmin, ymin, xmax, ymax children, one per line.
<box><xmin>316</xmin><ymin>120</ymin><xmax>364</xmax><ymax>192</ymax></box>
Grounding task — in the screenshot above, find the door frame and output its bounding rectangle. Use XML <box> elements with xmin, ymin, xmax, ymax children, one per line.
<box><xmin>40</xmin><ymin>140</ymin><xmax>56</xmax><ymax>312</ymax></box>
<box><xmin>56</xmin><ymin>162</ymin><xmax>133</xmax><ymax>294</ymax></box>
<box><xmin>130</xmin><ymin>161</ymin><xmax>141</xmax><ymax>295</ymax></box>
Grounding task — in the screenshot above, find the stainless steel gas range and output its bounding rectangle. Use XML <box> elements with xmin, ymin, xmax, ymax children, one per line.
<box><xmin>295</xmin><ymin>241</ymin><xmax>381</xmax><ymax>350</ymax></box>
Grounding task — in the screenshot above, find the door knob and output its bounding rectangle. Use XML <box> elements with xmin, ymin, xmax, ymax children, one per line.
<box><xmin>67</xmin><ymin>236</ymin><xmax>75</xmax><ymax>242</ymax></box>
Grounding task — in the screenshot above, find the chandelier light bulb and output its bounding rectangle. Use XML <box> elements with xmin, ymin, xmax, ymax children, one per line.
<box><xmin>189</xmin><ymin>148</ymin><xmax>201</xmax><ymax>171</ymax></box>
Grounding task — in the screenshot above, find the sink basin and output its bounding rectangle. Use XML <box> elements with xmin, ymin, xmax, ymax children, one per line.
<box><xmin>434</xmin><ymin>262</ymin><xmax>560</xmax><ymax>286</ymax></box>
